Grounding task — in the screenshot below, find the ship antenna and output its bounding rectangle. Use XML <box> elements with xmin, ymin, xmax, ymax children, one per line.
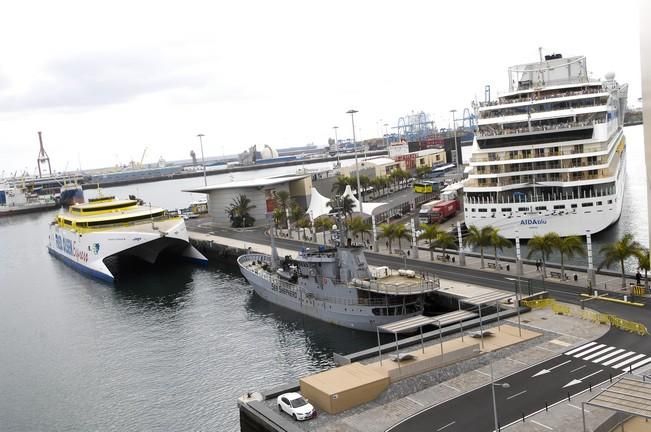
<box><xmin>267</xmin><ymin>213</ymin><xmax>280</xmax><ymax>270</ymax></box>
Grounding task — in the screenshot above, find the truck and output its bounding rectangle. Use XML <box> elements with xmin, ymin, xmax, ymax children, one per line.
<box><xmin>420</xmin><ymin>199</ymin><xmax>459</xmax><ymax>224</ymax></box>
<box><xmin>418</xmin><ymin>199</ymin><xmax>442</xmax><ymax>225</ymax></box>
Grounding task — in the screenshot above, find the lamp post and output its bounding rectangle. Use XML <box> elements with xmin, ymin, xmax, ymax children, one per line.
<box><xmin>333</xmin><ymin>126</ymin><xmax>340</xmax><ymax>167</ymax></box>
<box><xmin>197</xmin><ymin>134</ymin><xmax>207</xmax><ymax>186</ymax></box>
<box><xmin>505</xmin><ymin>277</ymin><xmax>522</xmax><ymax>337</ymax></box>
<box><xmin>347</xmin><ymin>109</ymin><xmax>363</xmax><ymax>215</ymax></box>
<box><xmin>450</xmin><ymin>109</ymin><xmax>458</xmax><ymax>169</ymax></box>
<box><xmin>476</xmin><ymin>349</ymin><xmax>510</xmax><ymax>432</ymax></box>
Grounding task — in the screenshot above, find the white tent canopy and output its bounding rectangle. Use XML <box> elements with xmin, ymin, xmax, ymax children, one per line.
<box><xmin>306</xmin><ymin>186</ymin><xmax>386</xmax><ymax>219</ymax></box>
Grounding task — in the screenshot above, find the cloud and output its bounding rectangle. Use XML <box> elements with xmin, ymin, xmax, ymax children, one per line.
<box><xmin>0</xmin><ymin>49</ymin><xmax>215</xmax><ymax>112</ymax></box>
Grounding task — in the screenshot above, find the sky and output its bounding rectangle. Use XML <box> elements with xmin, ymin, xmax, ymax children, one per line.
<box><xmin>0</xmin><ymin>0</ymin><xmax>641</xmax><ymax>176</ymax></box>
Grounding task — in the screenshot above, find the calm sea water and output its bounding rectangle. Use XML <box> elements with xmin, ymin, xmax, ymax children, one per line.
<box><xmin>0</xmin><ymin>126</ymin><xmax>646</xmax><ymax>431</ymax></box>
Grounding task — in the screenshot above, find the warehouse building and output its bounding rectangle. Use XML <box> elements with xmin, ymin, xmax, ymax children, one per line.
<box><xmin>184</xmin><ymin>175</ymin><xmax>312</xmax><ymax>226</ymax></box>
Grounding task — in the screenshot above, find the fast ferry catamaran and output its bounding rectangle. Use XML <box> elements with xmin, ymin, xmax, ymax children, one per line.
<box><xmin>48</xmin><ymin>196</ymin><xmax>207</xmax><ymax>282</ymax></box>
<box><xmin>464</xmin><ymin>53</ymin><xmax>628</xmax><ymax>238</ymax></box>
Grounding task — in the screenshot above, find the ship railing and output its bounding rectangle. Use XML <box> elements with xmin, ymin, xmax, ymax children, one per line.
<box><xmin>71</xmin><ymin>214</ymin><xmax>181</xmax><ymax>233</ymax></box>
<box><xmin>350</xmin><ymin>277</ymin><xmax>440</xmax><ymax>296</ymax></box>
<box><xmin>478</xmin><ymin>86</ymin><xmax>606</xmax><ymax>108</ymax></box>
<box><xmin>464</xmin><ymin>187</ymin><xmax>617</xmax><ymax>205</ymax></box>
<box><xmin>477</xmin><ymin>120</ymin><xmax>603</xmax><ymax>138</ymax></box>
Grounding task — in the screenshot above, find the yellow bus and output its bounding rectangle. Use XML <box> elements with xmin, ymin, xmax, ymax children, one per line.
<box><xmin>413</xmin><ymin>181</ymin><xmax>434</xmax><ymax>193</ymax></box>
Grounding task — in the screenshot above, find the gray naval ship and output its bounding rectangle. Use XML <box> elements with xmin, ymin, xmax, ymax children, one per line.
<box><xmin>237</xmin><ymin>214</ymin><xmax>440</xmax><ymax>332</ymax></box>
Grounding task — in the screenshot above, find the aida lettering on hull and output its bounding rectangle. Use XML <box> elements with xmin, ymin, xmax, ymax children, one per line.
<box><xmin>520</xmin><ymin>219</ymin><xmax>547</xmax><ymax>225</ymax></box>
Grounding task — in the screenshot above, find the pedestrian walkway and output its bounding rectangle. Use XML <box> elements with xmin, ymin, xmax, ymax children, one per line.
<box><xmin>564</xmin><ymin>342</ymin><xmax>651</xmax><ymax>372</ymax></box>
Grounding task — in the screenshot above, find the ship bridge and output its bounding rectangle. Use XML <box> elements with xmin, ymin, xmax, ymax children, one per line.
<box><xmin>350</xmin><ymin>270</ymin><xmax>440</xmax><ymax>296</ymax></box>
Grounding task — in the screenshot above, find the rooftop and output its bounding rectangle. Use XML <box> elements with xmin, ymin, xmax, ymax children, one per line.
<box><xmin>183</xmin><ymin>174</ymin><xmax>309</xmax><ymax>193</ymax></box>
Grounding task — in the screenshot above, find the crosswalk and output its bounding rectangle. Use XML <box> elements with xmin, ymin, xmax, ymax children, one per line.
<box><xmin>564</xmin><ymin>342</ymin><xmax>651</xmax><ymax>371</ymax></box>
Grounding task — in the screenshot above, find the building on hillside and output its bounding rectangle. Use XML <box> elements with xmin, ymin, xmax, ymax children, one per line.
<box><xmin>339</xmin><ymin>157</ymin><xmax>401</xmax><ymax>178</ymax></box>
<box><xmin>183</xmin><ymin>175</ymin><xmax>312</xmax><ymax>226</ymax></box>
<box><xmin>393</xmin><ymin>148</ymin><xmax>446</xmax><ymax>170</ymax></box>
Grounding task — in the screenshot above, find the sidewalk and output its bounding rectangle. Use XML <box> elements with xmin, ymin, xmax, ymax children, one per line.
<box><xmin>276</xmin><ymin>226</ymin><xmax>646</xmax><ymax>299</ymax></box>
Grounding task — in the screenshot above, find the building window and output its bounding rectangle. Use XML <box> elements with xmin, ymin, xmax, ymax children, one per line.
<box><xmin>553</xmin><ymin>205</ymin><xmax>566</xmax><ymax>209</ymax></box>
<box><xmin>535</xmin><ymin>206</ymin><xmax>547</xmax><ymax>211</ymax></box>
<box><xmin>596</xmin><ymin>201</ymin><xmax>602</xmax><ymax>206</ymax></box>
<box><xmin>501</xmin><ymin>208</ymin><xmax>511</xmax><ymax>212</ymax></box>
<box><xmin>607</xmin><ymin>200</ymin><xmax>613</xmax><ymax>204</ymax></box>
<box><xmin>581</xmin><ymin>202</ymin><xmax>593</xmax><ymax>207</ymax></box>
<box><xmin>491</xmin><ymin>208</ymin><xmax>497</xmax><ymax>212</ymax></box>
<box><xmin>517</xmin><ymin>207</ymin><xmax>528</xmax><ymax>211</ymax></box>
<box><xmin>478</xmin><ymin>208</ymin><xmax>487</xmax><ymax>213</ymax></box>
<box><xmin>571</xmin><ymin>204</ymin><xmax>578</xmax><ymax>208</ymax></box>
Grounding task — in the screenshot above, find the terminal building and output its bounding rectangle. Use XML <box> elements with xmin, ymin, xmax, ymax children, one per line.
<box><xmin>184</xmin><ymin>175</ymin><xmax>312</xmax><ymax>226</ymax></box>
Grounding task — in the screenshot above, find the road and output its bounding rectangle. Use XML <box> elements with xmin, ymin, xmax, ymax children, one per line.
<box><xmin>191</xmin><ymin>224</ymin><xmax>651</xmax><ymax>432</ymax></box>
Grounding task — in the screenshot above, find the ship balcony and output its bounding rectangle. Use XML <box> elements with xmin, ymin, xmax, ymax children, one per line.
<box><xmin>349</xmin><ymin>274</ymin><xmax>440</xmax><ymax>296</ymax></box>
<box><xmin>464</xmin><ymin>169</ymin><xmax>614</xmax><ymax>191</ymax></box>
<box><xmin>477</xmin><ymin>119</ymin><xmax>602</xmax><ymax>139</ymax></box>
<box><xmin>471</xmin><ymin>142</ymin><xmax>611</xmax><ymax>164</ymax></box>
<box><xmin>478</xmin><ymin>85</ymin><xmax>605</xmax><ymax>109</ymax></box>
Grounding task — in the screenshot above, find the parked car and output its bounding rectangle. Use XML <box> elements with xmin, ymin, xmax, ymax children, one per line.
<box><xmin>277</xmin><ymin>392</ymin><xmax>317</xmax><ymax>421</ymax></box>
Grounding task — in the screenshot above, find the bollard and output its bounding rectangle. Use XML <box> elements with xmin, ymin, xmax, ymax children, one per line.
<box><xmin>610</xmin><ymin>373</ymin><xmax>613</xmax><ymax>383</ymax></box>
<box><xmin>630</xmin><ymin>365</ymin><xmax>633</xmax><ymax>374</ymax></box>
<box><xmin>545</xmin><ymin>401</ymin><xmax>549</xmax><ymax>412</ymax></box>
<box><xmin>522</xmin><ymin>412</ymin><xmax>525</xmax><ymax>423</ymax></box>
<box><xmin>589</xmin><ymin>383</ymin><xmax>592</xmax><ymax>392</ymax></box>
<box><xmin>567</xmin><ymin>392</ymin><xmax>571</xmax><ymax>401</ymax></box>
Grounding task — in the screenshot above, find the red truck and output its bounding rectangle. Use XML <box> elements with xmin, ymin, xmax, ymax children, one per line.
<box><xmin>424</xmin><ymin>200</ymin><xmax>459</xmax><ymax>224</ymax></box>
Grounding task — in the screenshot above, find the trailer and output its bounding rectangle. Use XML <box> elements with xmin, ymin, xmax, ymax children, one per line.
<box><xmin>420</xmin><ymin>199</ymin><xmax>459</xmax><ymax>224</ymax></box>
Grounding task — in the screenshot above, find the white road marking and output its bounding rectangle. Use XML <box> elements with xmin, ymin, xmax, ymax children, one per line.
<box><xmin>591</xmin><ymin>348</ymin><xmax>625</xmax><ymax>364</ymax></box>
<box><xmin>441</xmin><ymin>382</ymin><xmax>460</xmax><ymax>392</ymax></box>
<box><xmin>602</xmin><ymin>351</ymin><xmax>637</xmax><ymax>366</ymax></box>
<box><xmin>579</xmin><ymin>369</ymin><xmax>603</xmax><ymax>381</ymax></box>
<box><xmin>613</xmin><ymin>354</ymin><xmax>646</xmax><ymax>370</ymax></box>
<box><xmin>567</xmin><ymin>403</ymin><xmax>590</xmax><ymax>413</ymax></box>
<box><xmin>574</xmin><ymin>344</ymin><xmax>606</xmax><ymax>358</ymax></box>
<box><xmin>570</xmin><ymin>365</ymin><xmax>587</xmax><ymax>373</ymax></box>
<box><xmin>563</xmin><ymin>370</ymin><xmax>603</xmax><ymax>388</ymax></box>
<box><xmin>628</xmin><ymin>357</ymin><xmax>651</xmax><ymax>371</ymax></box>
<box><xmin>549</xmin><ymin>339</ymin><xmax>572</xmax><ymax>347</ymax></box>
<box><xmin>531</xmin><ymin>419</ymin><xmax>554</xmax><ymax>430</ymax></box>
<box><xmin>436</xmin><ymin>421</ymin><xmax>456</xmax><ymax>431</ymax></box>
<box><xmin>475</xmin><ymin>369</ymin><xmax>491</xmax><ymax>377</ymax></box>
<box><xmin>583</xmin><ymin>346</ymin><xmax>615</xmax><ymax>361</ymax></box>
<box><xmin>506</xmin><ymin>390</ymin><xmax>527</xmax><ymax>400</ymax></box>
<box><xmin>565</xmin><ymin>342</ymin><xmax>597</xmax><ymax>356</ymax></box>
<box><xmin>532</xmin><ymin>360</ymin><xmax>572</xmax><ymax>377</ymax></box>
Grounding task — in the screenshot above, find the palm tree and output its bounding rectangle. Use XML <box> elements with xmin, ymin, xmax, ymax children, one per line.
<box><xmin>297</xmin><ymin>216</ymin><xmax>312</xmax><ymax>240</ymax></box>
<box><xmin>598</xmin><ymin>233</ymin><xmax>644</xmax><ymax>288</ymax></box>
<box><xmin>326</xmin><ymin>195</ymin><xmax>356</xmax><ymax>220</ymax></box>
<box><xmin>416</xmin><ymin>165</ymin><xmax>431</xmax><ymax>179</ymax></box>
<box><xmin>349</xmin><ymin>215</ymin><xmax>372</xmax><ymax>245</ymax></box>
<box><xmin>378</xmin><ymin>223</ymin><xmax>397</xmax><ymax>254</ymax></box>
<box><xmin>489</xmin><ymin>228</ymin><xmax>512</xmax><ymax>270</ymax></box>
<box><xmin>527</xmin><ymin>233</ymin><xmax>557</xmax><ymax>278</ymax></box>
<box><xmin>553</xmin><ymin>236</ymin><xmax>586</xmax><ymax>281</ymax></box>
<box><xmin>434</xmin><ymin>231</ymin><xmax>457</xmax><ymax>257</ymax></box>
<box><xmin>289</xmin><ymin>202</ymin><xmax>305</xmax><ymax>239</ymax></box>
<box><xmin>638</xmin><ymin>249</ymin><xmax>650</xmax><ymax>291</ymax></box>
<box><xmin>359</xmin><ymin>175</ymin><xmax>370</xmax><ymax>201</ymax></box>
<box><xmin>418</xmin><ymin>224</ymin><xmax>441</xmax><ymax>261</ymax></box>
<box><xmin>314</xmin><ymin>216</ymin><xmax>334</xmax><ymax>245</ymax></box>
<box><xmin>393</xmin><ymin>223</ymin><xmax>412</xmax><ymax>251</ymax></box>
<box><xmin>274</xmin><ymin>190</ymin><xmax>290</xmax><ymax>229</ymax></box>
<box><xmin>331</xmin><ymin>175</ymin><xmax>350</xmax><ymax>195</ymax></box>
<box><xmin>465</xmin><ymin>225</ymin><xmax>493</xmax><ymax>269</ymax></box>
<box><xmin>272</xmin><ymin>207</ymin><xmax>284</xmax><ymax>234</ymax></box>
<box><xmin>225</xmin><ymin>194</ymin><xmax>256</xmax><ymax>228</ymax></box>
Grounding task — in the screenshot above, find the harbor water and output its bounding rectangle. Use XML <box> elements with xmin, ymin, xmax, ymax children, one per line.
<box><xmin>0</xmin><ymin>126</ymin><xmax>646</xmax><ymax>431</ymax></box>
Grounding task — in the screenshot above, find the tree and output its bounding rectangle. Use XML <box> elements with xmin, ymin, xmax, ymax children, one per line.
<box><xmin>393</xmin><ymin>223</ymin><xmax>412</xmax><ymax>251</ymax></box>
<box><xmin>272</xmin><ymin>207</ymin><xmax>284</xmax><ymax>233</ymax></box>
<box><xmin>418</xmin><ymin>224</ymin><xmax>441</xmax><ymax>261</ymax></box>
<box><xmin>638</xmin><ymin>249</ymin><xmax>650</xmax><ymax>291</ymax></box>
<box><xmin>489</xmin><ymin>228</ymin><xmax>512</xmax><ymax>270</ymax></box>
<box><xmin>527</xmin><ymin>233</ymin><xmax>557</xmax><ymax>278</ymax></box>
<box><xmin>274</xmin><ymin>190</ymin><xmax>291</xmax><ymax>229</ymax></box>
<box><xmin>378</xmin><ymin>223</ymin><xmax>396</xmax><ymax>254</ymax></box>
<box><xmin>225</xmin><ymin>194</ymin><xmax>256</xmax><ymax>228</ymax></box>
<box><xmin>598</xmin><ymin>233</ymin><xmax>644</xmax><ymax>288</ymax></box>
<box><xmin>297</xmin><ymin>216</ymin><xmax>312</xmax><ymax>240</ymax></box>
<box><xmin>359</xmin><ymin>175</ymin><xmax>370</xmax><ymax>201</ymax></box>
<box><xmin>348</xmin><ymin>215</ymin><xmax>372</xmax><ymax>245</ymax></box>
<box><xmin>465</xmin><ymin>225</ymin><xmax>493</xmax><ymax>269</ymax></box>
<box><xmin>289</xmin><ymin>202</ymin><xmax>305</xmax><ymax>238</ymax></box>
<box><xmin>314</xmin><ymin>216</ymin><xmax>334</xmax><ymax>245</ymax></box>
<box><xmin>434</xmin><ymin>231</ymin><xmax>457</xmax><ymax>256</ymax></box>
<box><xmin>553</xmin><ymin>235</ymin><xmax>586</xmax><ymax>281</ymax></box>
<box><xmin>416</xmin><ymin>165</ymin><xmax>431</xmax><ymax>179</ymax></box>
<box><xmin>331</xmin><ymin>175</ymin><xmax>351</xmax><ymax>195</ymax></box>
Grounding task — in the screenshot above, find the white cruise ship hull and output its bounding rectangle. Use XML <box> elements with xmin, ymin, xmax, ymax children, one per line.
<box><xmin>238</xmin><ymin>254</ymin><xmax>421</xmax><ymax>332</ymax></box>
<box><xmin>464</xmin><ymin>150</ymin><xmax>626</xmax><ymax>239</ymax></box>
<box><xmin>48</xmin><ymin>218</ymin><xmax>207</xmax><ymax>282</ymax></box>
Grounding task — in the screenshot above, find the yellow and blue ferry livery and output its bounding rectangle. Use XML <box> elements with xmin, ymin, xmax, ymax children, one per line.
<box><xmin>47</xmin><ymin>196</ymin><xmax>207</xmax><ymax>282</ymax></box>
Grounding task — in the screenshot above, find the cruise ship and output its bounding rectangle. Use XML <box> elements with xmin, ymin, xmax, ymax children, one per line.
<box><xmin>238</xmin><ymin>215</ymin><xmax>439</xmax><ymax>332</ymax></box>
<box><xmin>48</xmin><ymin>196</ymin><xmax>207</xmax><ymax>282</ymax></box>
<box><xmin>464</xmin><ymin>53</ymin><xmax>628</xmax><ymax>238</ymax></box>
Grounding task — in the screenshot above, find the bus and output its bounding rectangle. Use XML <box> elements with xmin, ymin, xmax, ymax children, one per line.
<box><xmin>413</xmin><ymin>181</ymin><xmax>435</xmax><ymax>194</ymax></box>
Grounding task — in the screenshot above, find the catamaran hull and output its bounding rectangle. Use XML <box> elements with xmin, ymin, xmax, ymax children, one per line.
<box><xmin>48</xmin><ymin>218</ymin><xmax>207</xmax><ymax>283</ymax></box>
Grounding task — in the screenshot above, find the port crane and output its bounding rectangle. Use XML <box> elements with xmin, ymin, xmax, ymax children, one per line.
<box><xmin>36</xmin><ymin>131</ymin><xmax>52</xmax><ymax>178</ymax></box>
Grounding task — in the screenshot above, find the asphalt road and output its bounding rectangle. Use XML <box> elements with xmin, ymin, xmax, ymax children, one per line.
<box><xmin>192</xmin><ymin>225</ymin><xmax>651</xmax><ymax>432</ymax></box>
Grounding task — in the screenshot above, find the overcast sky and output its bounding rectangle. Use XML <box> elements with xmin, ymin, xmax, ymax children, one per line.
<box><xmin>0</xmin><ymin>0</ymin><xmax>641</xmax><ymax>176</ymax></box>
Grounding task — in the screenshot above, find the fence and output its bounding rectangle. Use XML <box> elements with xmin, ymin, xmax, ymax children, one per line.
<box><xmin>521</xmin><ymin>298</ymin><xmax>649</xmax><ymax>336</ymax></box>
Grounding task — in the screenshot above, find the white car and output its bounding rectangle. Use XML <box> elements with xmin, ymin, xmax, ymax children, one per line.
<box><xmin>277</xmin><ymin>392</ymin><xmax>317</xmax><ymax>421</ymax></box>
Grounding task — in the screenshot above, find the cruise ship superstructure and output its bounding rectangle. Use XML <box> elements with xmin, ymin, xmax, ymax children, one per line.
<box><xmin>48</xmin><ymin>196</ymin><xmax>207</xmax><ymax>282</ymax></box>
<box><xmin>238</xmin><ymin>215</ymin><xmax>439</xmax><ymax>332</ymax></box>
<box><xmin>464</xmin><ymin>53</ymin><xmax>628</xmax><ymax>238</ymax></box>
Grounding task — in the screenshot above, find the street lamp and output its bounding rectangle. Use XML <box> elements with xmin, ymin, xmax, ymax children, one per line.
<box><xmin>383</xmin><ymin>122</ymin><xmax>389</xmax><ymax>148</ymax></box>
<box><xmin>504</xmin><ymin>277</ymin><xmax>522</xmax><ymax>336</ymax></box>
<box><xmin>333</xmin><ymin>126</ymin><xmax>340</xmax><ymax>167</ymax></box>
<box><xmin>197</xmin><ymin>134</ymin><xmax>207</xmax><ymax>186</ymax></box>
<box><xmin>476</xmin><ymin>349</ymin><xmax>510</xmax><ymax>432</ymax></box>
<box><xmin>346</xmin><ymin>109</ymin><xmax>363</xmax><ymax>215</ymax></box>
<box><xmin>450</xmin><ymin>109</ymin><xmax>458</xmax><ymax>170</ymax></box>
